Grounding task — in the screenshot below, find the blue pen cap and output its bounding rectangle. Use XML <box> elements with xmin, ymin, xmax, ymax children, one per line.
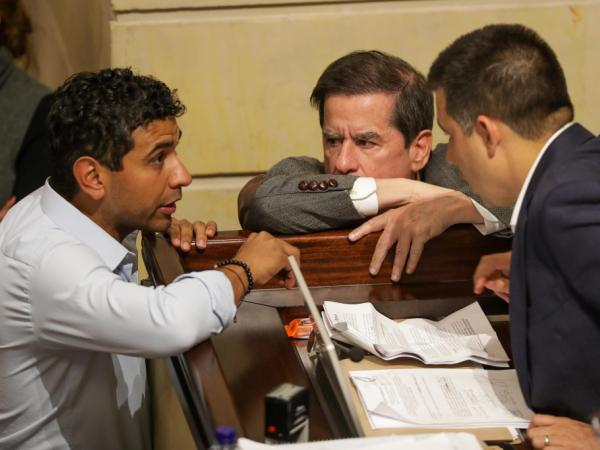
<box><xmin>215</xmin><ymin>425</ymin><xmax>237</xmax><ymax>445</ymax></box>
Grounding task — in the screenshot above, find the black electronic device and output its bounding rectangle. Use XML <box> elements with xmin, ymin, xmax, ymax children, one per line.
<box><xmin>331</xmin><ymin>339</ymin><xmax>365</xmax><ymax>363</ymax></box>
<box><xmin>264</xmin><ymin>383</ymin><xmax>309</xmax><ymax>443</ymax></box>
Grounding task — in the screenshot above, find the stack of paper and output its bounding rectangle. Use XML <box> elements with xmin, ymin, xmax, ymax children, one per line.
<box><xmin>350</xmin><ymin>368</ymin><xmax>533</xmax><ymax>430</ymax></box>
<box><xmin>237</xmin><ymin>432</ymin><xmax>484</xmax><ymax>450</ymax></box>
<box><xmin>322</xmin><ymin>301</ymin><xmax>509</xmax><ymax>366</ymax></box>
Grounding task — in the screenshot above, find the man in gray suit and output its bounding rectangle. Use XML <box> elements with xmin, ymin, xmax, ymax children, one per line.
<box><xmin>239</xmin><ymin>51</ymin><xmax>513</xmax><ymax>281</ymax></box>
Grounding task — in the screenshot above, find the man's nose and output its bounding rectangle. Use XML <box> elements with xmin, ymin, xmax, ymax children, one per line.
<box><xmin>333</xmin><ymin>142</ymin><xmax>359</xmax><ymax>174</ymax></box>
<box><xmin>170</xmin><ymin>156</ymin><xmax>192</xmax><ymax>188</ymax></box>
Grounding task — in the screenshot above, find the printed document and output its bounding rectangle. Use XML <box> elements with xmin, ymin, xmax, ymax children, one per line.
<box><xmin>350</xmin><ymin>368</ymin><xmax>533</xmax><ymax>429</ymax></box>
<box><xmin>322</xmin><ymin>301</ymin><xmax>509</xmax><ymax>366</ymax></box>
<box><xmin>237</xmin><ymin>432</ymin><xmax>483</xmax><ymax>450</ymax></box>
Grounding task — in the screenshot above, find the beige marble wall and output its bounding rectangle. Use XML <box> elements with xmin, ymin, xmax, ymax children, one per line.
<box><xmin>23</xmin><ymin>0</ymin><xmax>111</xmax><ymax>89</ymax></box>
<box><xmin>111</xmin><ymin>0</ymin><xmax>600</xmax><ymax>230</ymax></box>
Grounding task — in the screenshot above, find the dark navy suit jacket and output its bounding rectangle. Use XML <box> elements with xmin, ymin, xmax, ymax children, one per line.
<box><xmin>510</xmin><ymin>123</ymin><xmax>600</xmax><ymax>422</ymax></box>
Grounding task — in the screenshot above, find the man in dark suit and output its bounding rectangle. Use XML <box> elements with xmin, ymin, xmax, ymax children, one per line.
<box><xmin>428</xmin><ymin>24</ymin><xmax>600</xmax><ymax>449</ymax></box>
<box><xmin>239</xmin><ymin>51</ymin><xmax>513</xmax><ymax>282</ymax></box>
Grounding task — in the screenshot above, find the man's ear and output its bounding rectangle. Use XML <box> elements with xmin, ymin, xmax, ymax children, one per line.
<box><xmin>72</xmin><ymin>156</ymin><xmax>106</xmax><ymax>201</ymax></box>
<box><xmin>474</xmin><ymin>115</ymin><xmax>501</xmax><ymax>158</ymax></box>
<box><xmin>408</xmin><ymin>129</ymin><xmax>433</xmax><ymax>172</ymax></box>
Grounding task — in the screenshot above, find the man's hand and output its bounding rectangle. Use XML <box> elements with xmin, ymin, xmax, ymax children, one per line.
<box><xmin>473</xmin><ymin>251</ymin><xmax>511</xmax><ymax>302</ymax></box>
<box><xmin>527</xmin><ymin>414</ymin><xmax>600</xmax><ymax>449</ymax></box>
<box><xmin>234</xmin><ymin>231</ymin><xmax>300</xmax><ymax>289</ymax></box>
<box><xmin>0</xmin><ymin>196</ymin><xmax>16</xmax><ymax>222</ymax></box>
<box><xmin>167</xmin><ymin>218</ymin><xmax>217</xmax><ymax>252</ymax></box>
<box><xmin>348</xmin><ymin>195</ymin><xmax>461</xmax><ymax>281</ymax></box>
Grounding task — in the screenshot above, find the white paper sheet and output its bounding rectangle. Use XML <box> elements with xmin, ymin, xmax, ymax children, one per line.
<box><xmin>350</xmin><ymin>368</ymin><xmax>533</xmax><ymax>429</ymax></box>
<box><xmin>237</xmin><ymin>432</ymin><xmax>484</xmax><ymax>450</ymax></box>
<box><xmin>323</xmin><ymin>301</ymin><xmax>509</xmax><ymax>366</ymax></box>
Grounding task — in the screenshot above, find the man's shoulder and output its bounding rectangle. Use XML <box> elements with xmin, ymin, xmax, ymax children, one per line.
<box><xmin>540</xmin><ymin>125</ymin><xmax>600</xmax><ymax>188</ymax></box>
<box><xmin>0</xmin><ymin>192</ymin><xmax>94</xmax><ymax>270</ymax></box>
<box><xmin>546</xmin><ymin>123</ymin><xmax>599</xmax><ymax>166</ymax></box>
<box><xmin>0</xmin><ymin>59</ymin><xmax>50</xmax><ymax>133</ymax></box>
<box><xmin>527</xmin><ymin>137</ymin><xmax>600</xmax><ymax>231</ymax></box>
<box><xmin>422</xmin><ymin>143</ymin><xmax>468</xmax><ymax>189</ymax></box>
<box><xmin>267</xmin><ymin>156</ymin><xmax>325</xmax><ymax>176</ymax></box>
<box><xmin>576</xmin><ymin>125</ymin><xmax>600</xmax><ymax>153</ymax></box>
<box><xmin>425</xmin><ymin>143</ymin><xmax>450</xmax><ymax>170</ymax></box>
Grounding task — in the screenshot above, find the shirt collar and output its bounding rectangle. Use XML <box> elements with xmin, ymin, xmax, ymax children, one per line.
<box><xmin>40</xmin><ymin>180</ymin><xmax>130</xmax><ymax>271</ymax></box>
<box><xmin>509</xmin><ymin>122</ymin><xmax>575</xmax><ymax>233</ymax></box>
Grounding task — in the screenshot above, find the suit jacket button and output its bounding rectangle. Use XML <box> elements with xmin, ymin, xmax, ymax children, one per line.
<box><xmin>308</xmin><ymin>180</ymin><xmax>319</xmax><ymax>191</ymax></box>
<box><xmin>318</xmin><ymin>180</ymin><xmax>328</xmax><ymax>190</ymax></box>
<box><xmin>298</xmin><ymin>180</ymin><xmax>308</xmax><ymax>191</ymax></box>
<box><xmin>328</xmin><ymin>179</ymin><xmax>338</xmax><ymax>188</ymax></box>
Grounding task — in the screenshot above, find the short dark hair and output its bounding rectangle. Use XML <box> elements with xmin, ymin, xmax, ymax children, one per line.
<box><xmin>48</xmin><ymin>68</ymin><xmax>185</xmax><ymax>199</ymax></box>
<box><xmin>428</xmin><ymin>24</ymin><xmax>573</xmax><ymax>139</ymax></box>
<box><xmin>310</xmin><ymin>50</ymin><xmax>433</xmax><ymax>145</ymax></box>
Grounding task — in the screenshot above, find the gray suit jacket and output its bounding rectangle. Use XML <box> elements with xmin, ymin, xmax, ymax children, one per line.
<box><xmin>241</xmin><ymin>144</ymin><xmax>513</xmax><ymax>234</ymax></box>
<box><xmin>0</xmin><ymin>48</ymin><xmax>49</xmax><ymax>205</ymax></box>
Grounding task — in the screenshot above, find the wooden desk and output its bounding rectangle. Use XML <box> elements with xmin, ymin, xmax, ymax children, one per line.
<box><xmin>142</xmin><ymin>225</ymin><xmax>527</xmax><ymax>449</ymax></box>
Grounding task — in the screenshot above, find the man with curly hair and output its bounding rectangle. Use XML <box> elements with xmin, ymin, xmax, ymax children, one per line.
<box><xmin>0</xmin><ymin>68</ymin><xmax>299</xmax><ymax>449</ymax></box>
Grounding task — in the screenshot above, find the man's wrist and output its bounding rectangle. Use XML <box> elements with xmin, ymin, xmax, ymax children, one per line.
<box><xmin>216</xmin><ymin>266</ymin><xmax>246</xmax><ymax>304</ymax></box>
<box><xmin>214</xmin><ymin>259</ymin><xmax>255</xmax><ymax>303</ymax></box>
<box><xmin>442</xmin><ymin>191</ymin><xmax>485</xmax><ymax>225</ymax></box>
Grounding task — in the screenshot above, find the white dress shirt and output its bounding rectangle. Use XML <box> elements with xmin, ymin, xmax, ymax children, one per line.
<box><xmin>0</xmin><ymin>181</ymin><xmax>236</xmax><ymax>450</ymax></box>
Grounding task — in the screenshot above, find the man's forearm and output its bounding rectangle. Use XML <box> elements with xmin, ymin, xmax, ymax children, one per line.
<box><xmin>375</xmin><ymin>178</ymin><xmax>453</xmax><ymax>211</ymax></box>
<box><xmin>238</xmin><ymin>172</ymin><xmax>362</xmax><ymax>233</ymax></box>
<box><xmin>374</xmin><ymin>178</ymin><xmax>504</xmax><ymax>231</ymax></box>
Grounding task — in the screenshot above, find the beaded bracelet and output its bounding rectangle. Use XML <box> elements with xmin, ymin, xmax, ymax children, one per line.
<box><xmin>214</xmin><ymin>258</ymin><xmax>255</xmax><ymax>295</ymax></box>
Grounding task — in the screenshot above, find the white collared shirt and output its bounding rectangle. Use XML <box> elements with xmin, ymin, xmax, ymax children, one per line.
<box><xmin>510</xmin><ymin>122</ymin><xmax>575</xmax><ymax>233</ymax></box>
<box><xmin>0</xmin><ymin>181</ymin><xmax>235</xmax><ymax>450</ymax></box>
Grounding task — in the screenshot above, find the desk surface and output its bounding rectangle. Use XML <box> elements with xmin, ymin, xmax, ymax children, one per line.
<box><xmin>141</xmin><ymin>225</ymin><xmax>529</xmax><ymax>449</ymax></box>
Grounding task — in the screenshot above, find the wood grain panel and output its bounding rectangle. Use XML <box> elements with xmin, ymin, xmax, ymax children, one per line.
<box><xmin>174</xmin><ymin>224</ymin><xmax>512</xmax><ymax>287</ymax></box>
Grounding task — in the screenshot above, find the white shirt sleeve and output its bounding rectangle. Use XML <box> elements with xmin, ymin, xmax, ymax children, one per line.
<box><xmin>470</xmin><ymin>199</ymin><xmax>505</xmax><ymax>235</ymax></box>
<box><xmin>30</xmin><ymin>242</ymin><xmax>236</xmax><ymax>358</ymax></box>
<box><xmin>349</xmin><ymin>177</ymin><xmax>379</xmax><ymax>217</ymax></box>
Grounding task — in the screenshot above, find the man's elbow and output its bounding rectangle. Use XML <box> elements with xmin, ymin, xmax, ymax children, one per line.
<box><xmin>240</xmin><ymin>197</ymin><xmax>295</xmax><ymax>234</ymax></box>
<box><xmin>238</xmin><ymin>175</ymin><xmax>265</xmax><ymax>229</ymax></box>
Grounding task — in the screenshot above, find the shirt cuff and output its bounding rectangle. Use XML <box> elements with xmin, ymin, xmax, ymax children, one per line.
<box><xmin>471</xmin><ymin>199</ymin><xmax>505</xmax><ymax>235</ymax></box>
<box><xmin>174</xmin><ymin>270</ymin><xmax>236</xmax><ymax>332</ymax></box>
<box><xmin>349</xmin><ymin>177</ymin><xmax>379</xmax><ymax>217</ymax></box>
